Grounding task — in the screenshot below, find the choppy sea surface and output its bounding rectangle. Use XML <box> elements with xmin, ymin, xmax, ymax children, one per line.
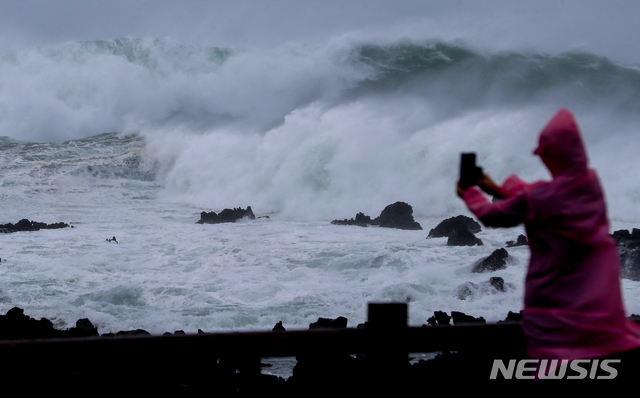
<box><xmin>2</xmin><ymin>38</ymin><xmax>640</xmax><ymax>377</ymax></box>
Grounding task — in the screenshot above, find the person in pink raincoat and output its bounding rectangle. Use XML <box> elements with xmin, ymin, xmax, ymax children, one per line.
<box><xmin>457</xmin><ymin>108</ymin><xmax>640</xmax><ymax>368</ymax></box>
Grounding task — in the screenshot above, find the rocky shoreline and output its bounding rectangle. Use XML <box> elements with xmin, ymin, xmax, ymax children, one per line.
<box><xmin>3</xmin><ymin>208</ymin><xmax>640</xmax><ymax>392</ymax></box>
<box><xmin>3</xmin><ymin>306</ymin><xmax>635</xmax><ymax>392</ymax></box>
<box><xmin>0</xmin><ymin>306</ymin><xmax>524</xmax><ymax>393</ymax></box>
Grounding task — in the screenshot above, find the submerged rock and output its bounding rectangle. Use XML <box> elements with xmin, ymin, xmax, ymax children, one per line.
<box><xmin>488</xmin><ymin>276</ymin><xmax>507</xmax><ymax>292</ymax></box>
<box><xmin>472</xmin><ymin>248</ymin><xmax>509</xmax><ymax>273</ymax></box>
<box><xmin>197</xmin><ymin>206</ymin><xmax>256</xmax><ymax>224</ymax></box>
<box><xmin>455</xmin><ymin>277</ymin><xmax>515</xmax><ymax>300</ymax></box>
<box><xmin>506</xmin><ymin>234</ymin><xmax>528</xmax><ymax>247</ymax></box>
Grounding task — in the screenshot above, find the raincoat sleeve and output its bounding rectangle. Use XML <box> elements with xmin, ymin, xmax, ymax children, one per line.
<box><xmin>462</xmin><ymin>174</ymin><xmax>530</xmax><ymax>228</ymax></box>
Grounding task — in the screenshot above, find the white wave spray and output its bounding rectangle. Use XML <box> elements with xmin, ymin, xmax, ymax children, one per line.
<box><xmin>2</xmin><ymin>37</ymin><xmax>640</xmax><ymax>222</ymax></box>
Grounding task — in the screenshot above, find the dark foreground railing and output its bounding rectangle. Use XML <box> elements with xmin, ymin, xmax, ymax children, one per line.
<box><xmin>1</xmin><ymin>303</ymin><xmax>638</xmax><ymax>392</ymax></box>
<box><xmin>0</xmin><ymin>304</ymin><xmax>523</xmax><ymax>368</ymax></box>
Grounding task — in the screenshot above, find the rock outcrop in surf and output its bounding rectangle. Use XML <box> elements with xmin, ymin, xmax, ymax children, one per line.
<box><xmin>331</xmin><ymin>201</ymin><xmax>422</xmax><ymax>230</ymax></box>
<box><xmin>197</xmin><ymin>206</ymin><xmax>256</xmax><ymax>224</ymax></box>
<box><xmin>455</xmin><ymin>276</ymin><xmax>515</xmax><ymax>300</ymax></box>
<box><xmin>376</xmin><ymin>202</ymin><xmax>423</xmax><ymax>230</ymax></box>
<box><xmin>426</xmin><ymin>215</ymin><xmax>483</xmax><ymax>246</ymax></box>
<box><xmin>472</xmin><ymin>248</ymin><xmax>510</xmax><ymax>273</ymax></box>
<box><xmin>447</xmin><ymin>228</ymin><xmax>483</xmax><ymax>246</ymax></box>
<box><xmin>427</xmin><ymin>215</ymin><xmax>481</xmax><ymax>238</ymax></box>
<box><xmin>0</xmin><ymin>219</ymin><xmax>70</xmax><ymax>233</ymax></box>
<box><xmin>331</xmin><ymin>212</ymin><xmax>373</xmax><ymax>227</ymax></box>
<box><xmin>506</xmin><ymin>234</ymin><xmax>528</xmax><ymax>247</ymax></box>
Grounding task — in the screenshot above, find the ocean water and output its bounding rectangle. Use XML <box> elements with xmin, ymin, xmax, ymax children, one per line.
<box><xmin>1</xmin><ymin>38</ymin><xmax>640</xmax><ymax>351</ymax></box>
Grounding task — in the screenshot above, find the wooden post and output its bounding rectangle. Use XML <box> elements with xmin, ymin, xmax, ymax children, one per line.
<box><xmin>366</xmin><ymin>302</ymin><xmax>408</xmax><ymax>387</ymax></box>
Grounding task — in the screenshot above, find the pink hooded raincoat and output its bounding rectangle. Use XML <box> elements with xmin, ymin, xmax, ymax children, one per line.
<box><xmin>462</xmin><ymin>108</ymin><xmax>640</xmax><ymax>360</ymax></box>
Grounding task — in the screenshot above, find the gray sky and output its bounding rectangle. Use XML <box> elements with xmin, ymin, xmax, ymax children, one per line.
<box><xmin>1</xmin><ymin>0</ymin><xmax>640</xmax><ymax>64</ymax></box>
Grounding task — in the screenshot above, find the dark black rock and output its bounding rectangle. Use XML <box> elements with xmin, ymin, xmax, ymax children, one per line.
<box><xmin>612</xmin><ymin>229</ymin><xmax>633</xmax><ymax>241</ymax></box>
<box><xmin>454</xmin><ymin>282</ymin><xmax>477</xmax><ymax>300</ymax></box>
<box><xmin>447</xmin><ymin>228</ymin><xmax>483</xmax><ymax>246</ymax></box>
<box><xmin>489</xmin><ymin>276</ymin><xmax>506</xmax><ymax>292</ymax></box>
<box><xmin>498</xmin><ymin>311</ymin><xmax>523</xmax><ymax>323</ymax></box>
<box><xmin>426</xmin><ymin>311</ymin><xmax>451</xmax><ymax>326</ymax></box>
<box><xmin>427</xmin><ymin>215</ymin><xmax>481</xmax><ymax>238</ymax></box>
<box><xmin>426</xmin><ymin>311</ymin><xmax>486</xmax><ymax>326</ymax></box>
<box><xmin>451</xmin><ymin>311</ymin><xmax>486</xmax><ymax>325</ymax></box>
<box><xmin>506</xmin><ymin>234</ymin><xmax>528</xmax><ymax>247</ymax></box>
<box><xmin>375</xmin><ymin>202</ymin><xmax>422</xmax><ymax>230</ymax></box>
<box><xmin>332</xmin><ymin>202</ymin><xmax>422</xmax><ymax>230</ymax></box>
<box><xmin>612</xmin><ymin>228</ymin><xmax>640</xmax><ymax>281</ymax></box>
<box><xmin>0</xmin><ymin>308</ymin><xmax>289</xmax><ymax>394</ymax></box>
<box><xmin>197</xmin><ymin>206</ymin><xmax>256</xmax><ymax>224</ymax></box>
<box><xmin>454</xmin><ymin>276</ymin><xmax>514</xmax><ymax>300</ymax></box>
<box><xmin>354</xmin><ymin>212</ymin><xmax>372</xmax><ymax>224</ymax></box>
<box><xmin>104</xmin><ymin>329</ymin><xmax>151</xmax><ymax>337</ymax></box>
<box><xmin>472</xmin><ymin>248</ymin><xmax>509</xmax><ymax>272</ymax></box>
<box><xmin>0</xmin><ymin>307</ymin><xmax>63</xmax><ymax>340</ymax></box>
<box><xmin>331</xmin><ymin>212</ymin><xmax>372</xmax><ymax>227</ymax></box>
<box><xmin>0</xmin><ymin>219</ymin><xmax>70</xmax><ymax>234</ymax></box>
<box><xmin>0</xmin><ymin>307</ymin><xmax>95</xmax><ymax>340</ymax></box>
<box><xmin>273</xmin><ymin>321</ymin><xmax>285</xmax><ymax>332</ymax></box>
<box><xmin>309</xmin><ymin>316</ymin><xmax>348</xmax><ymax>329</ymax></box>
<box><xmin>66</xmin><ymin>318</ymin><xmax>99</xmax><ymax>338</ymax></box>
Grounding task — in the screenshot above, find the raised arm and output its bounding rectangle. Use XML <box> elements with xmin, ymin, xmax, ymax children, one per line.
<box><xmin>457</xmin><ymin>174</ymin><xmax>531</xmax><ymax>228</ymax></box>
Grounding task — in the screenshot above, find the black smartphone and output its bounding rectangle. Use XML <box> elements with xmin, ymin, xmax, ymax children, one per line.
<box><xmin>459</xmin><ymin>153</ymin><xmax>483</xmax><ymax>189</ymax></box>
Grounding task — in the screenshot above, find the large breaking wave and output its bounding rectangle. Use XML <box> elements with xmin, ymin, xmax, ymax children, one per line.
<box><xmin>2</xmin><ymin>38</ymin><xmax>640</xmax><ymax>221</ymax></box>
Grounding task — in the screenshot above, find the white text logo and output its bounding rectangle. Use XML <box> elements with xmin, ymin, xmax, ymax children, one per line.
<box><xmin>489</xmin><ymin>359</ymin><xmax>621</xmax><ymax>380</ymax></box>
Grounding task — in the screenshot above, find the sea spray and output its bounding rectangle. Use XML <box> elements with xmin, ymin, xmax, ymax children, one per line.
<box><xmin>1</xmin><ymin>38</ymin><xmax>640</xmax><ymax>340</ymax></box>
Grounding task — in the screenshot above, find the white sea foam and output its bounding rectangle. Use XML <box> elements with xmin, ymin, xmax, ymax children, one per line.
<box><xmin>1</xmin><ymin>38</ymin><xmax>640</xmax><ymax>340</ymax></box>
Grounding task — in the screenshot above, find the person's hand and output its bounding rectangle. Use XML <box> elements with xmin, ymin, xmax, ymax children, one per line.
<box><xmin>476</xmin><ymin>174</ymin><xmax>505</xmax><ymax>199</ymax></box>
<box><xmin>458</xmin><ymin>174</ymin><xmax>506</xmax><ymax>200</ymax></box>
<box><xmin>456</xmin><ymin>181</ymin><xmax>467</xmax><ymax>198</ymax></box>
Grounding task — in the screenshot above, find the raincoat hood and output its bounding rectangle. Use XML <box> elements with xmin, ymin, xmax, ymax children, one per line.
<box><xmin>534</xmin><ymin>108</ymin><xmax>589</xmax><ymax>177</ymax></box>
